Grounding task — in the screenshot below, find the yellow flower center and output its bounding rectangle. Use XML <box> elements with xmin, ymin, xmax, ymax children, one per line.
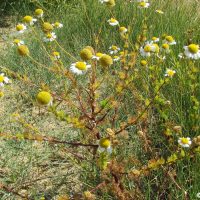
<box><xmin>75</xmin><ymin>62</ymin><xmax>87</xmax><ymax>70</ymax></box>
<box><xmin>16</xmin><ymin>24</ymin><xmax>24</xmax><ymax>31</ymax></box>
<box><xmin>139</xmin><ymin>2</ymin><xmax>146</xmax><ymax>7</ymax></box>
<box><xmin>144</xmin><ymin>45</ymin><xmax>151</xmax><ymax>52</ymax></box>
<box><xmin>152</xmin><ymin>44</ymin><xmax>159</xmax><ymax>53</ymax></box>
<box><xmin>0</xmin><ymin>75</ymin><xmax>4</xmax><ymax>83</ymax></box>
<box><xmin>165</xmin><ymin>36</ymin><xmax>174</xmax><ymax>42</ymax></box>
<box><xmin>99</xmin><ymin>138</ymin><xmax>111</xmax><ymax>148</ymax></box>
<box><xmin>140</xmin><ymin>60</ymin><xmax>147</xmax><ymax>66</ymax></box>
<box><xmin>119</xmin><ymin>27</ymin><xmax>127</xmax><ymax>32</ymax></box>
<box><xmin>18</xmin><ymin>45</ymin><xmax>29</xmax><ymax>56</ymax></box>
<box><xmin>110</xmin><ymin>18</ymin><xmax>117</xmax><ymax>23</ymax></box>
<box><xmin>96</xmin><ymin>52</ymin><xmax>103</xmax><ymax>57</ymax></box>
<box><xmin>181</xmin><ymin>138</ymin><xmax>189</xmax><ymax>144</ymax></box>
<box><xmin>43</xmin><ymin>22</ymin><xmax>54</xmax><ymax>33</ymax></box>
<box><xmin>54</xmin><ymin>22</ymin><xmax>60</xmax><ymax>27</ymax></box>
<box><xmin>162</xmin><ymin>43</ymin><xmax>169</xmax><ymax>49</ymax></box>
<box><xmin>167</xmin><ymin>70</ymin><xmax>175</xmax><ymax>77</ymax></box>
<box><xmin>35</xmin><ymin>9</ymin><xmax>43</xmax><ymax>15</ymax></box>
<box><xmin>152</xmin><ymin>37</ymin><xmax>158</xmax><ymax>41</ymax></box>
<box><xmin>23</xmin><ymin>16</ymin><xmax>33</xmax><ymax>23</ymax></box>
<box><xmin>188</xmin><ymin>44</ymin><xmax>199</xmax><ymax>54</ymax></box>
<box><xmin>47</xmin><ymin>33</ymin><xmax>53</xmax><ymax>38</ymax></box>
<box><xmin>53</xmin><ymin>51</ymin><xmax>60</xmax><ymax>57</ymax></box>
<box><xmin>14</xmin><ymin>39</ymin><xmax>20</xmax><ymax>44</ymax></box>
<box><xmin>111</xmin><ymin>45</ymin><xmax>118</xmax><ymax>50</ymax></box>
<box><xmin>37</xmin><ymin>91</ymin><xmax>52</xmax><ymax>105</ymax></box>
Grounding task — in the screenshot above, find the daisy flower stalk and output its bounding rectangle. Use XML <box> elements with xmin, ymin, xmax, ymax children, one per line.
<box><xmin>178</xmin><ymin>137</ymin><xmax>192</xmax><ymax>148</ymax></box>
<box><xmin>70</xmin><ymin>61</ymin><xmax>91</xmax><ymax>75</ymax></box>
<box><xmin>183</xmin><ymin>44</ymin><xmax>200</xmax><ymax>60</ymax></box>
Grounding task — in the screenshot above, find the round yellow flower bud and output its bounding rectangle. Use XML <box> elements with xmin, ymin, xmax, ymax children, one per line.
<box><xmin>23</xmin><ymin>16</ymin><xmax>33</xmax><ymax>23</ymax></box>
<box><xmin>36</xmin><ymin>91</ymin><xmax>52</xmax><ymax>105</ymax></box>
<box><xmin>17</xmin><ymin>45</ymin><xmax>29</xmax><ymax>56</ymax></box>
<box><xmin>99</xmin><ymin>54</ymin><xmax>113</xmax><ymax>67</ymax></box>
<box><xmin>80</xmin><ymin>48</ymin><xmax>93</xmax><ymax>61</ymax></box>
<box><xmin>99</xmin><ymin>138</ymin><xmax>111</xmax><ymax>148</ymax></box>
<box><xmin>35</xmin><ymin>9</ymin><xmax>43</xmax><ymax>16</ymax></box>
<box><xmin>188</xmin><ymin>44</ymin><xmax>199</xmax><ymax>54</ymax></box>
<box><xmin>140</xmin><ymin>60</ymin><xmax>147</xmax><ymax>66</ymax></box>
<box><xmin>43</xmin><ymin>22</ymin><xmax>54</xmax><ymax>33</ymax></box>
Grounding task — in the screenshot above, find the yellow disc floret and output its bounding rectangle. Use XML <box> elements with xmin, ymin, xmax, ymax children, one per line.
<box><xmin>99</xmin><ymin>138</ymin><xmax>111</xmax><ymax>148</ymax></box>
<box><xmin>165</xmin><ymin>36</ymin><xmax>174</xmax><ymax>42</ymax></box>
<box><xmin>99</xmin><ymin>54</ymin><xmax>113</xmax><ymax>67</ymax></box>
<box><xmin>80</xmin><ymin>48</ymin><xmax>93</xmax><ymax>61</ymax></box>
<box><xmin>16</xmin><ymin>24</ymin><xmax>24</xmax><ymax>31</ymax></box>
<box><xmin>75</xmin><ymin>62</ymin><xmax>87</xmax><ymax>70</ymax></box>
<box><xmin>0</xmin><ymin>91</ymin><xmax>4</xmax><ymax>98</ymax></box>
<box><xmin>43</xmin><ymin>22</ymin><xmax>54</xmax><ymax>33</ymax></box>
<box><xmin>17</xmin><ymin>45</ymin><xmax>29</xmax><ymax>56</ymax></box>
<box><xmin>144</xmin><ymin>45</ymin><xmax>151</xmax><ymax>52</ymax></box>
<box><xmin>140</xmin><ymin>60</ymin><xmax>147</xmax><ymax>66</ymax></box>
<box><xmin>35</xmin><ymin>9</ymin><xmax>43</xmax><ymax>16</ymax></box>
<box><xmin>162</xmin><ymin>43</ymin><xmax>169</xmax><ymax>49</ymax></box>
<box><xmin>188</xmin><ymin>44</ymin><xmax>199</xmax><ymax>54</ymax></box>
<box><xmin>37</xmin><ymin>91</ymin><xmax>52</xmax><ymax>105</ymax></box>
<box><xmin>23</xmin><ymin>16</ymin><xmax>33</xmax><ymax>23</ymax></box>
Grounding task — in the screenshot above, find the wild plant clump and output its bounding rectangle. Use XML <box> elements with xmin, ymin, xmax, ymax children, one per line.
<box><xmin>0</xmin><ymin>0</ymin><xmax>199</xmax><ymax>199</ymax></box>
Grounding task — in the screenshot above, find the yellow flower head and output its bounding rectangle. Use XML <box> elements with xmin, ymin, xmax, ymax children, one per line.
<box><xmin>16</xmin><ymin>24</ymin><xmax>27</xmax><ymax>33</ymax></box>
<box><xmin>165</xmin><ymin>68</ymin><xmax>176</xmax><ymax>78</ymax></box>
<box><xmin>80</xmin><ymin>48</ymin><xmax>93</xmax><ymax>61</ymax></box>
<box><xmin>37</xmin><ymin>91</ymin><xmax>52</xmax><ymax>105</ymax></box>
<box><xmin>85</xmin><ymin>46</ymin><xmax>95</xmax><ymax>54</ymax></box>
<box><xmin>188</xmin><ymin>44</ymin><xmax>199</xmax><ymax>54</ymax></box>
<box><xmin>75</xmin><ymin>62</ymin><xmax>87</xmax><ymax>70</ymax></box>
<box><xmin>99</xmin><ymin>54</ymin><xmax>113</xmax><ymax>67</ymax></box>
<box><xmin>99</xmin><ymin>138</ymin><xmax>111</xmax><ymax>148</ymax></box>
<box><xmin>35</xmin><ymin>9</ymin><xmax>44</xmax><ymax>17</ymax></box>
<box><xmin>43</xmin><ymin>22</ymin><xmax>54</xmax><ymax>33</ymax></box>
<box><xmin>144</xmin><ymin>45</ymin><xmax>151</xmax><ymax>52</ymax></box>
<box><xmin>23</xmin><ymin>16</ymin><xmax>33</xmax><ymax>23</ymax></box>
<box><xmin>162</xmin><ymin>43</ymin><xmax>169</xmax><ymax>49</ymax></box>
<box><xmin>119</xmin><ymin>26</ymin><xmax>128</xmax><ymax>34</ymax></box>
<box><xmin>53</xmin><ymin>22</ymin><xmax>63</xmax><ymax>28</ymax></box>
<box><xmin>0</xmin><ymin>75</ymin><xmax>4</xmax><ymax>83</ymax></box>
<box><xmin>140</xmin><ymin>60</ymin><xmax>147</xmax><ymax>66</ymax></box>
<box><xmin>17</xmin><ymin>45</ymin><xmax>29</xmax><ymax>56</ymax></box>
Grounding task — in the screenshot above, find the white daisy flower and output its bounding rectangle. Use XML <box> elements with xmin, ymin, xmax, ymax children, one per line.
<box><xmin>178</xmin><ymin>53</ymin><xmax>184</xmax><ymax>59</ymax></box>
<box><xmin>70</xmin><ymin>61</ymin><xmax>91</xmax><ymax>75</ymax></box>
<box><xmin>183</xmin><ymin>44</ymin><xmax>200</xmax><ymax>60</ymax></box>
<box><xmin>109</xmin><ymin>45</ymin><xmax>120</xmax><ymax>54</ymax></box>
<box><xmin>178</xmin><ymin>137</ymin><xmax>192</xmax><ymax>148</ymax></box>
<box><xmin>196</xmin><ymin>193</ymin><xmax>200</xmax><ymax>199</ymax></box>
<box><xmin>99</xmin><ymin>0</ymin><xmax>109</xmax><ymax>3</ymax></box>
<box><xmin>0</xmin><ymin>73</ymin><xmax>10</xmax><ymax>87</ymax></box>
<box><xmin>16</xmin><ymin>24</ymin><xmax>27</xmax><ymax>34</ymax></box>
<box><xmin>13</xmin><ymin>39</ymin><xmax>24</xmax><ymax>46</ymax></box>
<box><xmin>138</xmin><ymin>2</ymin><xmax>150</xmax><ymax>8</ymax></box>
<box><xmin>23</xmin><ymin>16</ymin><xmax>37</xmax><ymax>26</ymax></box>
<box><xmin>165</xmin><ymin>68</ymin><xmax>176</xmax><ymax>78</ymax></box>
<box><xmin>107</xmin><ymin>18</ymin><xmax>119</xmax><ymax>26</ymax></box>
<box><xmin>163</xmin><ymin>35</ymin><xmax>176</xmax><ymax>45</ymax></box>
<box><xmin>43</xmin><ymin>32</ymin><xmax>56</xmax><ymax>42</ymax></box>
<box><xmin>92</xmin><ymin>52</ymin><xmax>104</xmax><ymax>60</ymax></box>
<box><xmin>53</xmin><ymin>22</ymin><xmax>63</xmax><ymax>28</ymax></box>
<box><xmin>98</xmin><ymin>138</ymin><xmax>112</xmax><ymax>154</ymax></box>
<box><xmin>137</xmin><ymin>0</ymin><xmax>148</xmax><ymax>2</ymax></box>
